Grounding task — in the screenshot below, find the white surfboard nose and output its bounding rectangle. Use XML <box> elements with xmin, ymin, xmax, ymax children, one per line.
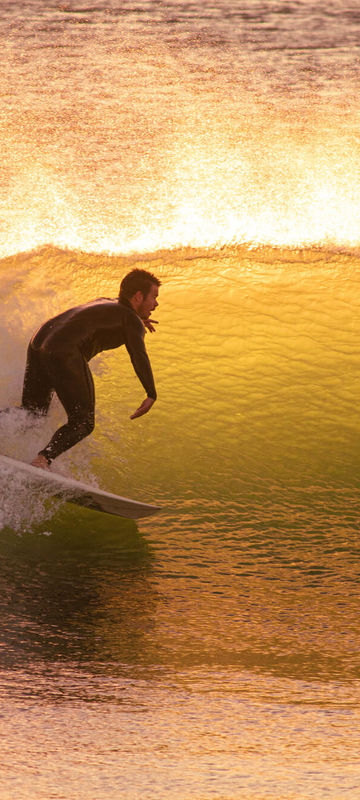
<box><xmin>0</xmin><ymin>454</ymin><xmax>161</xmax><ymax>520</ymax></box>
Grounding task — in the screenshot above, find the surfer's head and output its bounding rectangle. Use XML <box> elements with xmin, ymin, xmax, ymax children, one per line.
<box><xmin>119</xmin><ymin>269</ymin><xmax>161</xmax><ymax>320</ymax></box>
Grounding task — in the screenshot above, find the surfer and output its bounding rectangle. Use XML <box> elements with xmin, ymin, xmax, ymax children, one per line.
<box><xmin>21</xmin><ymin>268</ymin><xmax>160</xmax><ymax>470</ymax></box>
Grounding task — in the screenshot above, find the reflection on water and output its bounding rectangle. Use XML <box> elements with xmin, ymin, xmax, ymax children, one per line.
<box><xmin>2</xmin><ymin>492</ymin><xmax>360</xmax><ymax>685</ymax></box>
<box><xmin>1</xmin><ymin>667</ymin><xmax>359</xmax><ymax>800</ymax></box>
<box><xmin>1</xmin><ymin>496</ymin><xmax>360</xmax><ymax>799</ymax></box>
<box><xmin>0</xmin><ymin>505</ymin><xmax>156</xmax><ymax>671</ymax></box>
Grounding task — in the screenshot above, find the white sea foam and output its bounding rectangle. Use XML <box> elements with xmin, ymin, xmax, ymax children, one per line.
<box><xmin>0</xmin><ymin>459</ymin><xmax>61</xmax><ymax>532</ymax></box>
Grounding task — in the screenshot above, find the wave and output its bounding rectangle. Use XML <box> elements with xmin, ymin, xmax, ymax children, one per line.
<box><xmin>1</xmin><ymin>242</ymin><xmax>360</xmax><ymax>533</ymax></box>
<box><xmin>2</xmin><ymin>60</ymin><xmax>360</xmax><ymax>257</ymax></box>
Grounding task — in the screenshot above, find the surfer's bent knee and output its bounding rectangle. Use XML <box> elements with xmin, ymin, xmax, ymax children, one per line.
<box><xmin>68</xmin><ymin>410</ymin><xmax>95</xmax><ymax>440</ymax></box>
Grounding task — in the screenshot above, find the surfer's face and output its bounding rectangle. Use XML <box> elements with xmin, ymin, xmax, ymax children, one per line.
<box><xmin>138</xmin><ymin>283</ymin><xmax>159</xmax><ymax>320</ymax></box>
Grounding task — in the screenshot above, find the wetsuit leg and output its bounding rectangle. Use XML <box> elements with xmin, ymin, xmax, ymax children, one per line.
<box><xmin>38</xmin><ymin>349</ymin><xmax>95</xmax><ymax>463</ymax></box>
<box><xmin>21</xmin><ymin>344</ymin><xmax>53</xmax><ymax>415</ymax></box>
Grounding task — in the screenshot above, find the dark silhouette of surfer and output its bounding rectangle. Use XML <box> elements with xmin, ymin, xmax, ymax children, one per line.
<box><xmin>21</xmin><ymin>268</ymin><xmax>160</xmax><ymax>470</ymax></box>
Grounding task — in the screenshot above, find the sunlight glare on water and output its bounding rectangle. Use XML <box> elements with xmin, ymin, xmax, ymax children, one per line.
<box><xmin>1</xmin><ymin>0</ymin><xmax>360</xmax><ymax>255</ymax></box>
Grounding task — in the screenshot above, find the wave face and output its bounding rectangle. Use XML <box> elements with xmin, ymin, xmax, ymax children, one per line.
<box><xmin>1</xmin><ymin>243</ymin><xmax>360</xmax><ymax>510</ymax></box>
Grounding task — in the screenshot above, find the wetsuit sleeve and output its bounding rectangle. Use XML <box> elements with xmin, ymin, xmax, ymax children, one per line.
<box><xmin>124</xmin><ymin>312</ymin><xmax>157</xmax><ymax>400</ymax></box>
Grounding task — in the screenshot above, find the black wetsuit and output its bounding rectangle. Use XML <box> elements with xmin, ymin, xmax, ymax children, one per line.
<box><xmin>21</xmin><ymin>297</ymin><xmax>156</xmax><ymax>464</ymax></box>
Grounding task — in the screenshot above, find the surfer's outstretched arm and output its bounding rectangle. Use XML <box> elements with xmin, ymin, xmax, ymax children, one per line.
<box><xmin>130</xmin><ymin>397</ymin><xmax>155</xmax><ymax>419</ymax></box>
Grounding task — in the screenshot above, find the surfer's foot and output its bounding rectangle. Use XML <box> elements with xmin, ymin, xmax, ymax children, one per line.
<box><xmin>31</xmin><ymin>454</ymin><xmax>51</xmax><ymax>471</ymax></box>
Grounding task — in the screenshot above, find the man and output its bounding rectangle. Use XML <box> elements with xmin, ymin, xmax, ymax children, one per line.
<box><xmin>21</xmin><ymin>268</ymin><xmax>160</xmax><ymax>470</ymax></box>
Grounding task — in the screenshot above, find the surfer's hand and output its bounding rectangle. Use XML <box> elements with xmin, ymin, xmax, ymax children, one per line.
<box><xmin>144</xmin><ymin>319</ymin><xmax>158</xmax><ymax>333</ymax></box>
<box><xmin>130</xmin><ymin>397</ymin><xmax>155</xmax><ymax>419</ymax></box>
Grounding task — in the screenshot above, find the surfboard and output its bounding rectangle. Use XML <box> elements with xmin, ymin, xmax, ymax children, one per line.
<box><xmin>0</xmin><ymin>454</ymin><xmax>161</xmax><ymax>519</ymax></box>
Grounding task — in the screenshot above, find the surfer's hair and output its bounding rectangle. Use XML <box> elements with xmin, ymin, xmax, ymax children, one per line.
<box><xmin>119</xmin><ymin>269</ymin><xmax>161</xmax><ymax>301</ymax></box>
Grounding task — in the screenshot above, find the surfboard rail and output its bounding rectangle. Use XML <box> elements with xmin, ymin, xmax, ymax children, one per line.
<box><xmin>0</xmin><ymin>454</ymin><xmax>161</xmax><ymax>519</ymax></box>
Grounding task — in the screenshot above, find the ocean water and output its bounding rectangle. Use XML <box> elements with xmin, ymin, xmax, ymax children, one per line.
<box><xmin>1</xmin><ymin>2</ymin><xmax>360</xmax><ymax>798</ymax></box>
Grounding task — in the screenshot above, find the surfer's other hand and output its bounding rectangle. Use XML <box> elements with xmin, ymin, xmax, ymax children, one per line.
<box><xmin>130</xmin><ymin>397</ymin><xmax>155</xmax><ymax>419</ymax></box>
<box><xmin>143</xmin><ymin>319</ymin><xmax>159</xmax><ymax>333</ymax></box>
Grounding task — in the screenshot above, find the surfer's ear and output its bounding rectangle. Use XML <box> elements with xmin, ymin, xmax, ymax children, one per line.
<box><xmin>133</xmin><ymin>290</ymin><xmax>144</xmax><ymax>303</ymax></box>
<box><xmin>130</xmin><ymin>290</ymin><xmax>144</xmax><ymax>312</ymax></box>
